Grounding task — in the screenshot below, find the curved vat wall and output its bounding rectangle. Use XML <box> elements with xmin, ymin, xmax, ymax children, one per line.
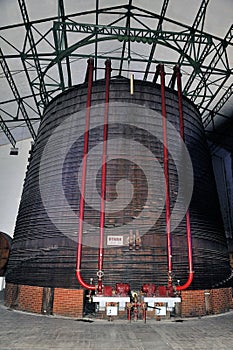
<box><xmin>0</xmin><ymin>232</ymin><xmax>12</xmax><ymax>276</ymax></box>
<box><xmin>6</xmin><ymin>78</ymin><xmax>231</xmax><ymax>290</ymax></box>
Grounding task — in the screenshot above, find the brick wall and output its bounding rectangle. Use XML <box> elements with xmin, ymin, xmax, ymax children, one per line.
<box><xmin>4</xmin><ymin>283</ymin><xmax>84</xmax><ymax>318</ymax></box>
<box><xmin>211</xmin><ymin>288</ymin><xmax>232</xmax><ymax>314</ymax></box>
<box><xmin>4</xmin><ymin>283</ymin><xmax>232</xmax><ymax>319</ymax></box>
<box><xmin>17</xmin><ymin>285</ymin><xmax>43</xmax><ymax>314</ymax></box>
<box><xmin>180</xmin><ymin>290</ymin><xmax>206</xmax><ymax>317</ymax></box>
<box><xmin>4</xmin><ymin>283</ymin><xmax>19</xmax><ymax>307</ymax></box>
<box><xmin>53</xmin><ymin>288</ymin><xmax>84</xmax><ymax>318</ymax></box>
<box><xmin>180</xmin><ymin>287</ymin><xmax>233</xmax><ymax>317</ymax></box>
<box><xmin>5</xmin><ymin>283</ymin><xmax>43</xmax><ymax>313</ymax></box>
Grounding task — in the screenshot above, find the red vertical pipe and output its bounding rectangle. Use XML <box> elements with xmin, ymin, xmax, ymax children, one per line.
<box><xmin>76</xmin><ymin>58</ymin><xmax>95</xmax><ymax>290</ymax></box>
<box><xmin>127</xmin><ymin>307</ymin><xmax>131</xmax><ymax>322</ymax></box>
<box><xmin>97</xmin><ymin>59</ymin><xmax>111</xmax><ymax>294</ymax></box>
<box><xmin>175</xmin><ymin>65</ymin><xmax>194</xmax><ymax>291</ymax></box>
<box><xmin>159</xmin><ymin>64</ymin><xmax>173</xmax><ymax>286</ymax></box>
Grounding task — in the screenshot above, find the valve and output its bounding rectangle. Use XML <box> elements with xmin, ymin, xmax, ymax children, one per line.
<box><xmin>126</xmin><ymin>302</ymin><xmax>132</xmax><ymax>322</ymax></box>
<box><xmin>97</xmin><ymin>270</ymin><xmax>104</xmax><ymax>278</ymax></box>
<box><xmin>97</xmin><ymin>271</ymin><xmax>104</xmax><ymax>295</ymax></box>
<box><xmin>141</xmin><ymin>283</ymin><xmax>156</xmax><ymax>296</ymax></box>
<box><xmin>135</xmin><ymin>229</ymin><xmax>141</xmax><ymax>249</ymax></box>
<box><xmin>132</xmin><ymin>293</ymin><xmax>139</xmax><ymax>321</ymax></box>
<box><xmin>128</xmin><ymin>230</ymin><xmax>141</xmax><ymax>250</ymax></box>
<box><xmin>127</xmin><ymin>297</ymin><xmax>147</xmax><ymax>322</ymax></box>
<box><xmin>129</xmin><ymin>230</ymin><xmax>134</xmax><ymax>250</ymax></box>
<box><xmin>141</xmin><ymin>302</ymin><xmax>147</xmax><ymax>323</ymax></box>
<box><xmin>115</xmin><ymin>283</ymin><xmax>130</xmax><ymax>296</ymax></box>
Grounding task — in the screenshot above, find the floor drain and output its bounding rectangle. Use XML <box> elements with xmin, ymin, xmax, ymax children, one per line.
<box><xmin>75</xmin><ymin>318</ymin><xmax>94</xmax><ymax>323</ymax></box>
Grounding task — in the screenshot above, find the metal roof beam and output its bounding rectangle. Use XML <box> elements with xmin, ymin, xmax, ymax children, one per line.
<box><xmin>119</xmin><ymin>0</ymin><xmax>133</xmax><ymax>76</ymax></box>
<box><xmin>0</xmin><ymin>5</ymin><xmax>127</xmax><ymax>31</ymax></box>
<box><xmin>179</xmin><ymin>0</ymin><xmax>210</xmax><ymax>61</ymax></box>
<box><xmin>184</xmin><ymin>24</ymin><xmax>233</xmax><ymax>108</ymax></box>
<box><xmin>203</xmin><ymin>83</ymin><xmax>233</xmax><ymax>128</ymax></box>
<box><xmin>53</xmin><ymin>22</ymin><xmax>213</xmax><ymax>42</ymax></box>
<box><xmin>0</xmin><ymin>48</ymin><xmax>36</xmax><ymax>139</ymax></box>
<box><xmin>53</xmin><ymin>26</ymin><xmax>65</xmax><ymax>91</ymax></box>
<box><xmin>17</xmin><ymin>0</ymin><xmax>49</xmax><ymax>107</ymax></box>
<box><xmin>0</xmin><ymin>114</ymin><xmax>16</xmax><ymax>147</ymax></box>
<box><xmin>143</xmin><ymin>0</ymin><xmax>170</xmax><ymax>81</ymax></box>
<box><xmin>94</xmin><ymin>0</ymin><xmax>99</xmax><ymax>81</ymax></box>
<box><xmin>168</xmin><ymin>0</ymin><xmax>210</xmax><ymax>87</ymax></box>
<box><xmin>1</xmin><ymin>4</ymin><xmax>228</xmax><ymax>44</ymax></box>
<box><xmin>0</xmin><ymin>93</ymin><xmax>41</xmax><ymax>106</ymax></box>
<box><xmin>57</xmin><ymin>0</ymin><xmax>72</xmax><ymax>88</ymax></box>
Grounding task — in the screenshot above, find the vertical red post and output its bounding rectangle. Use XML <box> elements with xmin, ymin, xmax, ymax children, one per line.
<box><xmin>76</xmin><ymin>58</ymin><xmax>96</xmax><ymax>291</ymax></box>
<box><xmin>127</xmin><ymin>305</ymin><xmax>131</xmax><ymax>322</ymax></box>
<box><xmin>97</xmin><ymin>59</ymin><xmax>111</xmax><ymax>294</ymax></box>
<box><xmin>159</xmin><ymin>64</ymin><xmax>173</xmax><ymax>287</ymax></box>
<box><xmin>142</xmin><ymin>305</ymin><xmax>147</xmax><ymax>323</ymax></box>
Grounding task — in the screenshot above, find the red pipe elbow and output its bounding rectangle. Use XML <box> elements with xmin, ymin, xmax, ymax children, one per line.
<box><xmin>176</xmin><ymin>271</ymin><xmax>194</xmax><ymax>291</ymax></box>
<box><xmin>76</xmin><ymin>269</ymin><xmax>96</xmax><ymax>291</ymax></box>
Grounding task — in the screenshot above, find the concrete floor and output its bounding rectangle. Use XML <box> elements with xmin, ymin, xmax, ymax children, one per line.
<box><xmin>1</xmin><ymin>291</ymin><xmax>233</xmax><ymax>350</ymax></box>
